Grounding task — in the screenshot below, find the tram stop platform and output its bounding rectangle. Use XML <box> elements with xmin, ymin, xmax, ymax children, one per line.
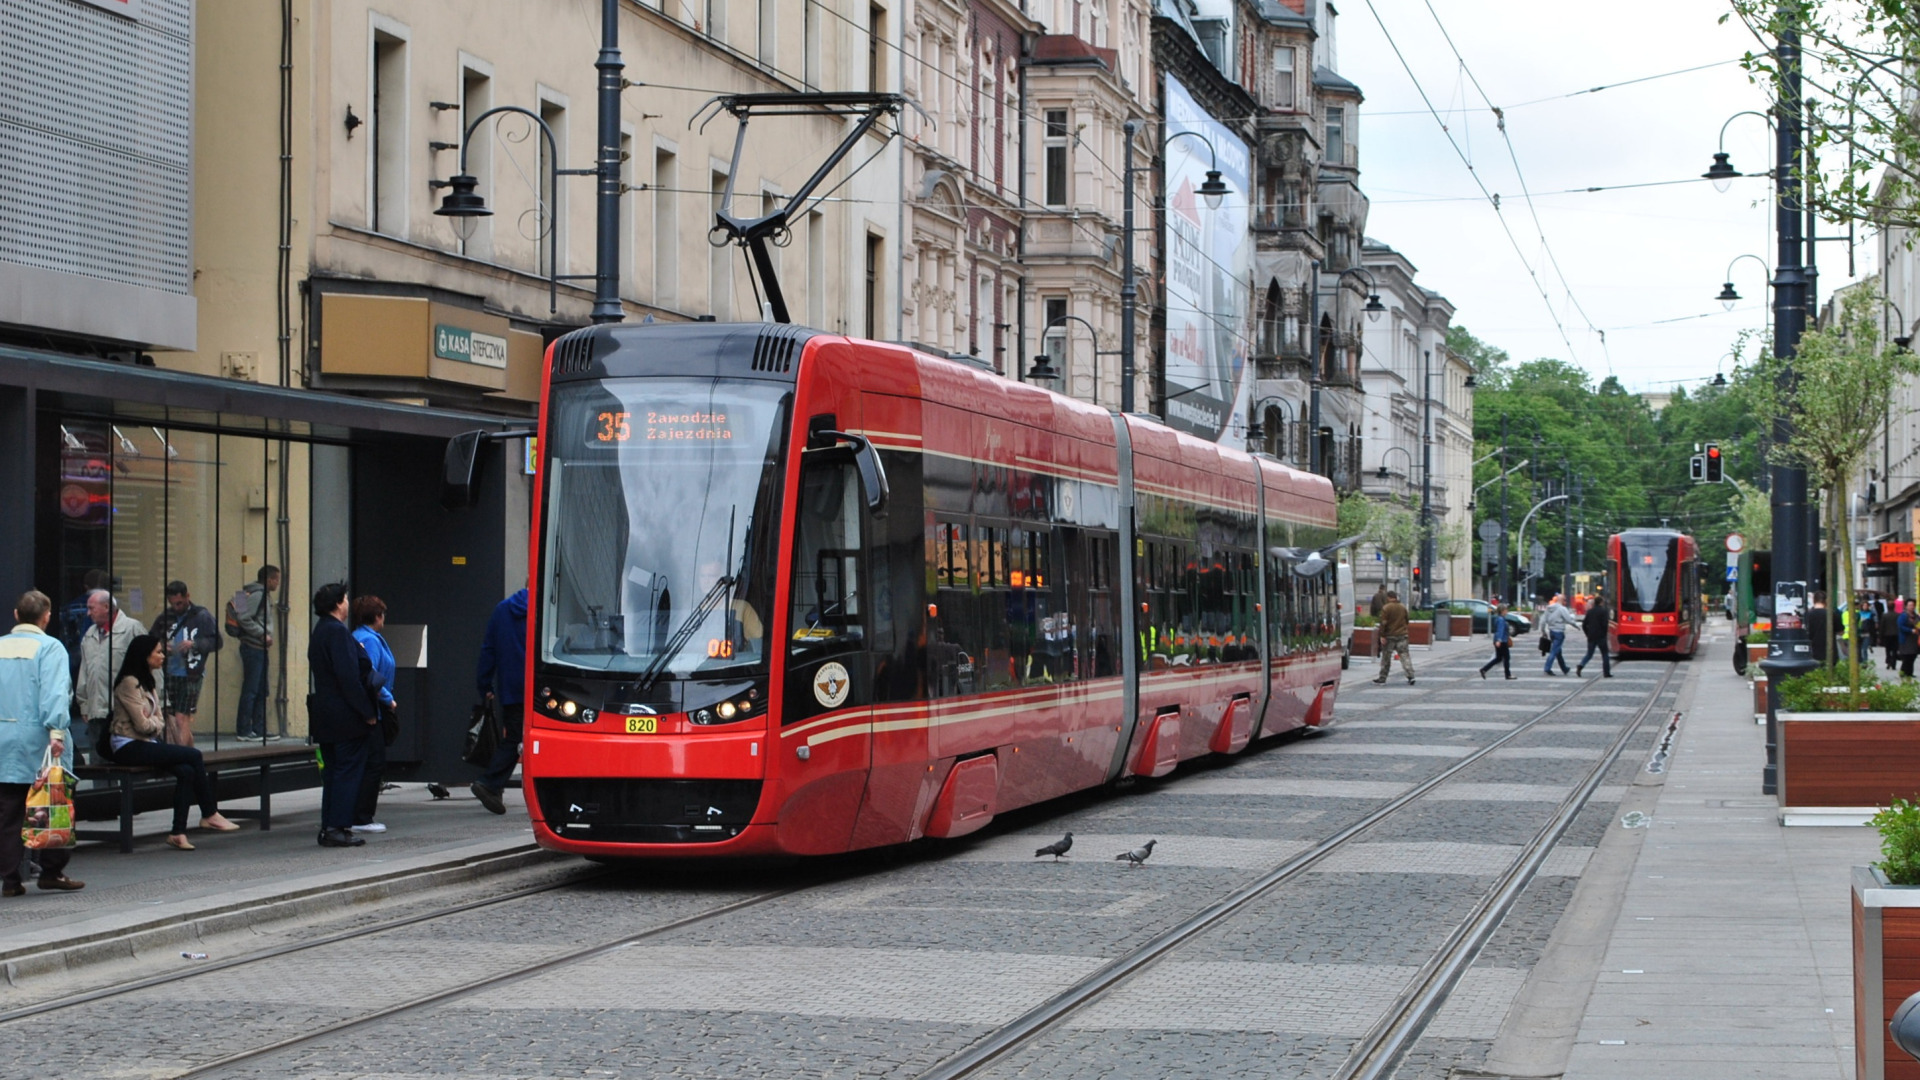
<box><xmin>0</xmin><ymin>779</ymin><xmax>544</xmax><ymax>983</ymax></box>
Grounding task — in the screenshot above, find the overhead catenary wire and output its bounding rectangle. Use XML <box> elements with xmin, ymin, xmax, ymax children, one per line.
<box><xmin>1356</xmin><ymin>0</ymin><xmax>1586</xmax><ymax>369</ymax></box>
<box><xmin>1365</xmin><ymin>58</ymin><xmax>1741</xmax><ymax>116</ymax></box>
<box><xmin>1413</xmin><ymin>0</ymin><xmax>1613</xmax><ymax>376</ymax></box>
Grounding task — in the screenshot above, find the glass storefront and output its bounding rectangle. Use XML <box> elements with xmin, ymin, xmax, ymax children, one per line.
<box><xmin>50</xmin><ymin>418</ymin><xmax>312</xmax><ymax>747</ymax></box>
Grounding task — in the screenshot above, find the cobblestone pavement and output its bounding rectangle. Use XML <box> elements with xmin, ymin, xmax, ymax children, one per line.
<box><xmin>5</xmin><ymin>639</ymin><xmax>1694</xmax><ymax>1080</ymax></box>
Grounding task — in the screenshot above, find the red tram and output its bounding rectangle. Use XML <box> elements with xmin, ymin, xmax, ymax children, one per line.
<box><xmin>1605</xmin><ymin>529</ymin><xmax>1703</xmax><ymax>658</ymax></box>
<box><xmin>504</xmin><ymin>322</ymin><xmax>1343</xmax><ymax>858</ymax></box>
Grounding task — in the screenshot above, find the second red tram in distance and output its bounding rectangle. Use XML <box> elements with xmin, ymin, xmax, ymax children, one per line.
<box><xmin>488</xmin><ymin>321</ymin><xmax>1345</xmax><ymax>859</ymax></box>
<box><xmin>1605</xmin><ymin>529</ymin><xmax>1703</xmax><ymax>657</ymax></box>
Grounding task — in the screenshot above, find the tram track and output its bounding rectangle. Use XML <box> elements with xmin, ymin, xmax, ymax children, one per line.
<box><xmin>4</xmin><ymin>656</ymin><xmax>1679</xmax><ymax>1080</ymax></box>
<box><xmin>914</xmin><ymin>661</ymin><xmax>1680</xmax><ymax>1080</ymax></box>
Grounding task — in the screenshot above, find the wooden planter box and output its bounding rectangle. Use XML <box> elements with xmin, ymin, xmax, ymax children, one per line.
<box><xmin>1753</xmin><ymin>675</ymin><xmax>1769</xmax><ymax>723</ymax></box>
<box><xmin>1449</xmin><ymin>614</ymin><xmax>1472</xmax><ymax>638</ymax></box>
<box><xmin>1749</xmin><ymin>642</ymin><xmax>1770</xmax><ymax>666</ymax></box>
<box><xmin>1407</xmin><ymin>620</ymin><xmax>1432</xmax><ymax>646</ymax></box>
<box><xmin>1853</xmin><ymin>866</ymin><xmax>1920</xmax><ymax>1080</ymax></box>
<box><xmin>1779</xmin><ymin>711</ymin><xmax>1920</xmax><ymax>826</ymax></box>
<box><xmin>1350</xmin><ymin>626</ymin><xmax>1377</xmax><ymax>658</ymax></box>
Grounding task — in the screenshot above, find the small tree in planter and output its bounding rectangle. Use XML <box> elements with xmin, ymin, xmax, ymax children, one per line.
<box><xmin>1738</xmin><ymin>287</ymin><xmax>1920</xmax><ymax>707</ymax></box>
<box><xmin>1872</xmin><ymin>799</ymin><xmax>1920</xmax><ymax>886</ymax></box>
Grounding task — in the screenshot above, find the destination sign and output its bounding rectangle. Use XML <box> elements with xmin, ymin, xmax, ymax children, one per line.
<box><xmin>590</xmin><ymin>408</ymin><xmax>736</xmax><ymax>445</ymax></box>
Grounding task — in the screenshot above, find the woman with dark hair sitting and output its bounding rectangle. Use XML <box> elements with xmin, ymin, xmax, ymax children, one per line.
<box><xmin>107</xmin><ymin>634</ymin><xmax>239</xmax><ymax>850</ymax></box>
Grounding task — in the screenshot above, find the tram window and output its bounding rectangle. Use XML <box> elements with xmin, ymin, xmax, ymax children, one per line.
<box><xmin>932</xmin><ymin>519</ymin><xmax>971</xmax><ymax>589</ymax></box>
<box><xmin>789</xmin><ymin>460</ymin><xmax>864</xmax><ymax>654</ymax></box>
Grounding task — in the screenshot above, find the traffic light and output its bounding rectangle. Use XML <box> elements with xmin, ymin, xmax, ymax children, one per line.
<box><xmin>1690</xmin><ymin>453</ymin><xmax>1705</xmax><ymax>482</ymax></box>
<box><xmin>1705</xmin><ymin>443</ymin><xmax>1723</xmax><ymax>483</ymax></box>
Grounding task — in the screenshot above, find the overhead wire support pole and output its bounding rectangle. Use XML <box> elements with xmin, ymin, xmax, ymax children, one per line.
<box><xmin>589</xmin><ymin>0</ymin><xmax>624</xmax><ymax>324</ymax></box>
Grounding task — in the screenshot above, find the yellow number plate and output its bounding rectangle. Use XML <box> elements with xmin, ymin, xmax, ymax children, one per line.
<box><xmin>624</xmin><ymin>716</ymin><xmax>658</xmax><ymax>734</ymax></box>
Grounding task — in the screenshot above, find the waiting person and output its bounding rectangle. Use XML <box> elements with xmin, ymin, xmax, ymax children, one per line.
<box><xmin>232</xmin><ymin>565</ymin><xmax>279</xmax><ymax>739</ymax></box>
<box><xmin>1372</xmin><ymin>590</ymin><xmax>1415</xmax><ymax>685</ymax></box>
<box><xmin>1541</xmin><ymin>594</ymin><xmax>1576</xmax><ymax>675</ymax></box>
<box><xmin>1369</xmin><ymin>584</ymin><xmax>1388</xmax><ymax>619</ymax></box>
<box><xmin>472</xmin><ymin>588</ymin><xmax>529</xmax><ymax>814</ymax></box>
<box><xmin>308</xmin><ymin>584</ymin><xmax>378</xmax><ymax>848</ymax></box>
<box><xmin>1479</xmin><ymin>605</ymin><xmax>1514</xmax><ymax>680</ymax></box>
<box><xmin>74</xmin><ymin>590</ymin><xmax>144</xmax><ymax>764</ymax></box>
<box><xmin>350</xmin><ymin>595</ymin><xmax>395</xmax><ymax>835</ymax></box>
<box><xmin>1806</xmin><ymin>591</ymin><xmax>1831</xmax><ymax>667</ymax></box>
<box><xmin>1576</xmin><ymin>596</ymin><xmax>1613</xmax><ymax>678</ymax></box>
<box><xmin>106</xmin><ymin>635</ymin><xmax>239</xmax><ymax>850</ymax></box>
<box><xmin>150</xmin><ymin>581</ymin><xmax>222</xmax><ymax>748</ymax></box>
<box><xmin>60</xmin><ymin>570</ymin><xmax>111</xmax><ymax>682</ymax></box>
<box><xmin>1</xmin><ymin>591</ymin><xmax>83</xmax><ymax>896</ymax></box>
<box><xmin>1887</xmin><ymin>598</ymin><xmax>1903</xmax><ymax>672</ymax></box>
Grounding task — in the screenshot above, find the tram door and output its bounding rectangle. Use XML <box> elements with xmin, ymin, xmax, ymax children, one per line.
<box><xmin>779</xmin><ymin>451</ymin><xmax>876</xmax><ymax>853</ymax></box>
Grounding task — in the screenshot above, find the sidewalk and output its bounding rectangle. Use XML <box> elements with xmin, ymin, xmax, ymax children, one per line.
<box><xmin>1557</xmin><ymin>625</ymin><xmax>1875</xmax><ymax>1078</ymax></box>
<box><xmin>1</xmin><ymin>779</ymin><xmax>546</xmax><ymax>978</ymax></box>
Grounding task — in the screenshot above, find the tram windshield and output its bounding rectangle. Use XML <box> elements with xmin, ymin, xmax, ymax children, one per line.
<box><xmin>538</xmin><ymin>377</ymin><xmax>789</xmax><ymax>678</ymax></box>
<box><xmin>1619</xmin><ymin>536</ymin><xmax>1678</xmax><ymax>613</ymax></box>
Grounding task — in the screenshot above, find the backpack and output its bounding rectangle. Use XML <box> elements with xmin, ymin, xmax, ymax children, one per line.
<box><xmin>225</xmin><ymin>588</ymin><xmax>250</xmax><ymax>636</ymax></box>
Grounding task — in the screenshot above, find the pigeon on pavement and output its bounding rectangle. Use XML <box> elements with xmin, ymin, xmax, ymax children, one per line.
<box><xmin>1034</xmin><ymin>832</ymin><xmax>1073</xmax><ymax>860</ymax></box>
<box><xmin>426</xmin><ymin>782</ymin><xmax>451</xmax><ymax>800</ymax></box>
<box><xmin>1115</xmin><ymin>839</ymin><xmax>1157</xmax><ymax>868</ymax></box>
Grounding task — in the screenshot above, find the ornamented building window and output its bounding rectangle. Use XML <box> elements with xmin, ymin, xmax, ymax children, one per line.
<box><xmin>1272</xmin><ymin>46</ymin><xmax>1295</xmax><ymax>110</ymax></box>
<box><xmin>1044</xmin><ymin>110</ymin><xmax>1070</xmax><ymax>207</ymax></box>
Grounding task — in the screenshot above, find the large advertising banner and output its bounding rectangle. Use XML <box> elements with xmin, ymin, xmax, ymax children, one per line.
<box><xmin>1162</xmin><ymin>75</ymin><xmax>1252</xmax><ymax>445</ymax></box>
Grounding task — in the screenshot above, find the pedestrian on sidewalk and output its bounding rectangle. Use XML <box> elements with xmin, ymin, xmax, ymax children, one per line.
<box><xmin>231</xmin><ymin>565</ymin><xmax>278</xmax><ymax>740</ymax></box>
<box><xmin>1479</xmin><ymin>605</ymin><xmax>1514</xmax><ymax>679</ymax></box>
<box><xmin>151</xmin><ymin>581</ymin><xmax>222</xmax><ymax>748</ymax></box>
<box><xmin>1900</xmin><ymin>601</ymin><xmax>1919</xmax><ymax>680</ymax></box>
<box><xmin>472</xmin><ymin>588</ymin><xmax>529</xmax><ymax>812</ymax></box>
<box><xmin>59</xmin><ymin>569</ymin><xmax>111</xmax><ymax>682</ymax></box>
<box><xmin>350</xmin><ymin>595</ymin><xmax>396</xmax><ymax>835</ymax></box>
<box><xmin>1541</xmin><ymin>594</ymin><xmax>1576</xmax><ymax>675</ymax></box>
<box><xmin>1369</xmin><ymin>584</ymin><xmax>1388</xmax><ymax>619</ymax></box>
<box><xmin>308</xmin><ymin>584</ymin><xmax>377</xmax><ymax>848</ymax></box>
<box><xmin>1372</xmin><ymin>591</ymin><xmax>1415</xmax><ymax>685</ymax></box>
<box><xmin>106</xmin><ymin>635</ymin><xmax>240</xmax><ymax>850</ymax></box>
<box><xmin>74</xmin><ymin>590</ymin><xmax>143</xmax><ymax>764</ymax></box>
<box><xmin>1887</xmin><ymin>598</ymin><xmax>1903</xmax><ymax>672</ymax></box>
<box><xmin>1807</xmin><ymin>591</ymin><xmax>1831</xmax><ymax>668</ymax></box>
<box><xmin>1576</xmin><ymin>596</ymin><xmax>1613</xmax><ymax>678</ymax></box>
<box><xmin>0</xmin><ymin>591</ymin><xmax>83</xmax><ymax>897</ymax></box>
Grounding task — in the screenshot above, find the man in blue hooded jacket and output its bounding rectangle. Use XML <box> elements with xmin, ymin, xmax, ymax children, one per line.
<box><xmin>472</xmin><ymin>589</ymin><xmax>528</xmax><ymax>814</ymax></box>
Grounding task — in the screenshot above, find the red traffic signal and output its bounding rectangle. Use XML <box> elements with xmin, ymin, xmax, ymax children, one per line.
<box><xmin>1705</xmin><ymin>442</ymin><xmax>1723</xmax><ymax>482</ymax></box>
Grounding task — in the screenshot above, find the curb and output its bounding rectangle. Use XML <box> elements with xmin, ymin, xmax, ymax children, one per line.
<box><xmin>2</xmin><ymin>841</ymin><xmax>561</xmax><ymax>986</ymax></box>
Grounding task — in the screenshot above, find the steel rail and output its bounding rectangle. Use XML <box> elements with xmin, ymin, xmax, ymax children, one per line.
<box><xmin>1335</xmin><ymin>664</ymin><xmax>1678</xmax><ymax>1080</ymax></box>
<box><xmin>915</xmin><ymin>662</ymin><xmax>1677</xmax><ymax>1080</ymax></box>
<box><xmin>0</xmin><ymin>863</ymin><xmax>604</xmax><ymax>1025</ymax></box>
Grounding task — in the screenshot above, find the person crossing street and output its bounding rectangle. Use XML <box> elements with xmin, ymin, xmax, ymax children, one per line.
<box><xmin>1479</xmin><ymin>605</ymin><xmax>1515</xmax><ymax>679</ymax></box>
<box><xmin>1373</xmin><ymin>591</ymin><xmax>1415</xmax><ymax>685</ymax></box>
<box><xmin>1576</xmin><ymin>596</ymin><xmax>1613</xmax><ymax>678</ymax></box>
<box><xmin>1541</xmin><ymin>594</ymin><xmax>1576</xmax><ymax>676</ymax></box>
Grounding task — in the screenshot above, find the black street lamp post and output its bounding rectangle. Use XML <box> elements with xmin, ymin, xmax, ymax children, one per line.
<box><xmin>1120</xmin><ymin>120</ymin><xmax>1231</xmax><ymax>417</ymax></box>
<box><xmin>436</xmin><ymin>0</ymin><xmax>625</xmax><ymax>324</ymax></box>
<box><xmin>1707</xmin><ymin>5</ymin><xmax>1815</xmax><ymax>796</ymax></box>
<box><xmin>1308</xmin><ymin>264</ymin><xmax>1386</xmax><ymax>478</ymax></box>
<box><xmin>1246</xmin><ymin>395</ymin><xmax>1296</xmax><ymax>460</ymax></box>
<box><xmin>1030</xmin><ymin>313</ymin><xmax>1121</xmax><ymax>407</ymax></box>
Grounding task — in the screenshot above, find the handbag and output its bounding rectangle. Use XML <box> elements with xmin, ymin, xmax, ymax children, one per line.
<box><xmin>1539</xmin><ymin>631</ymin><xmax>1551</xmax><ymax>655</ymax></box>
<box><xmin>462</xmin><ymin>699</ymin><xmax>499</xmax><ymax>766</ymax></box>
<box><xmin>379</xmin><ymin>700</ymin><xmax>400</xmax><ymax>747</ymax></box>
<box><xmin>23</xmin><ymin>748</ymin><xmax>77</xmax><ymax>850</ymax></box>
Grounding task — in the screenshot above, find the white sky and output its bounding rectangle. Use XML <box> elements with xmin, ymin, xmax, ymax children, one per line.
<box><xmin>1338</xmin><ymin>0</ymin><xmax>1866</xmax><ymax>392</ymax></box>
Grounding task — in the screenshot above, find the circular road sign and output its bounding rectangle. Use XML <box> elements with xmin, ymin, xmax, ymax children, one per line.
<box><xmin>1726</xmin><ymin>533</ymin><xmax>1746</xmax><ymax>554</ymax></box>
<box><xmin>1478</xmin><ymin>520</ymin><xmax>1504</xmax><ymax>542</ymax></box>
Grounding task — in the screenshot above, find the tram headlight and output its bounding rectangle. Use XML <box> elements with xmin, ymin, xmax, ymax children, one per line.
<box><xmin>561</xmin><ymin>700</ymin><xmax>578</xmax><ymax>717</ymax></box>
<box><xmin>717</xmin><ymin>701</ymin><xmax>738</xmax><ymax>720</ymax></box>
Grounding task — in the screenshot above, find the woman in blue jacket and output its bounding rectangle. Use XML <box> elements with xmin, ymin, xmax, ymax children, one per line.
<box><xmin>351</xmin><ymin>595</ymin><xmax>396</xmax><ymax>834</ymax></box>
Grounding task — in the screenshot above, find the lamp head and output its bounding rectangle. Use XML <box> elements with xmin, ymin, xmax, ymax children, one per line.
<box><xmin>1716</xmin><ymin>282</ymin><xmax>1740</xmax><ymax>311</ymax></box>
<box><xmin>1464</xmin><ymin>374</ymin><xmax>1478</xmax><ymax>388</ymax></box>
<box><xmin>1712</xmin><ymin>371</ymin><xmax>1728</xmax><ymax>387</ymax></box>
<box><xmin>1898</xmin><ymin>335</ymin><xmax>1914</xmax><ymax>352</ymax></box>
<box><xmin>1376</xmin><ymin>464</ymin><xmax>1390</xmax><ymax>479</ymax></box>
<box><xmin>1199</xmin><ymin>169</ymin><xmax>1228</xmax><ymax>211</ymax></box>
<box><xmin>1704</xmin><ymin>151</ymin><xmax>1738</xmax><ymax>194</ymax></box>
<box><xmin>1364</xmin><ymin>293</ymin><xmax>1385</xmax><ymax>322</ymax></box>
<box><xmin>435</xmin><ymin>174</ymin><xmax>492</xmax><ymax>241</ymax></box>
<box><xmin>1026</xmin><ymin>355</ymin><xmax>1061</xmax><ymax>384</ymax></box>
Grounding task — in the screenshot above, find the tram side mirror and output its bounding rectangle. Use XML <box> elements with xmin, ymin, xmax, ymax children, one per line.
<box><xmin>815</xmin><ymin>430</ymin><xmax>889</xmax><ymax>517</ymax></box>
<box><xmin>442</xmin><ymin>430</ymin><xmax>489</xmax><ymax>509</ymax></box>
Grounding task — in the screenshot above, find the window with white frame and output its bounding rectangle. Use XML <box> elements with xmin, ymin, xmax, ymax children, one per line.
<box><xmin>1044</xmin><ymin>109</ymin><xmax>1069</xmax><ymax>207</ymax></box>
<box><xmin>1272</xmin><ymin>46</ymin><xmax>1295</xmax><ymax>110</ymax></box>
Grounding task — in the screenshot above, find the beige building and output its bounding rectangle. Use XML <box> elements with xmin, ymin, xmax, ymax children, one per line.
<box><xmin>2</xmin><ymin>0</ymin><xmax>907</xmax><ymax>773</ymax></box>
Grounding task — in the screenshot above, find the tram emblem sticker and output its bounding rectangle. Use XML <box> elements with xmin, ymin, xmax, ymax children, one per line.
<box><xmin>813</xmin><ymin>662</ymin><xmax>851</xmax><ymax>709</ymax></box>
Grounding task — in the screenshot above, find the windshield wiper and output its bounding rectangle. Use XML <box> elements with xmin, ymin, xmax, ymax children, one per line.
<box><xmin>636</xmin><ymin>575</ymin><xmax>738</xmax><ymax>693</ymax></box>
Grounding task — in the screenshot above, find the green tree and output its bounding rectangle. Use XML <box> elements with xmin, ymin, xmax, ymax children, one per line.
<box><xmin>1723</xmin><ymin>0</ymin><xmax>1920</xmax><ymax>231</ymax></box>
<box><xmin>1736</xmin><ymin>286</ymin><xmax>1920</xmax><ymax>701</ymax></box>
<box><xmin>1448</xmin><ymin>325</ymin><xmax>1511</xmax><ymax>388</ymax></box>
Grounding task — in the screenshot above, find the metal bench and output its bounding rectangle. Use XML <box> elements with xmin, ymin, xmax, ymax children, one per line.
<box><xmin>71</xmin><ymin>744</ymin><xmax>315</xmax><ymax>852</ymax></box>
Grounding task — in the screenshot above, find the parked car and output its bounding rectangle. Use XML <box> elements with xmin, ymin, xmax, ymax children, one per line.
<box><xmin>1433</xmin><ymin>598</ymin><xmax>1531</xmax><ymax>635</ymax></box>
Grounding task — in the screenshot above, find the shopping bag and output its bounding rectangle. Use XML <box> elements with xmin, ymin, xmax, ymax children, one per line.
<box><xmin>23</xmin><ymin>748</ymin><xmax>76</xmax><ymax>850</ymax></box>
<box><xmin>462</xmin><ymin>699</ymin><xmax>499</xmax><ymax>767</ymax></box>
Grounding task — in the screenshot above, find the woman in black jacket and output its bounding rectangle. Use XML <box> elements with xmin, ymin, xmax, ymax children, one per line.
<box><xmin>307</xmin><ymin>583</ymin><xmax>378</xmax><ymax>848</ymax></box>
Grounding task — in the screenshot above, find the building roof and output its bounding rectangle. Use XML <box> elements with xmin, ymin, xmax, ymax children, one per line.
<box><xmin>1314</xmin><ymin>65</ymin><xmax>1362</xmax><ymax>95</ymax></box>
